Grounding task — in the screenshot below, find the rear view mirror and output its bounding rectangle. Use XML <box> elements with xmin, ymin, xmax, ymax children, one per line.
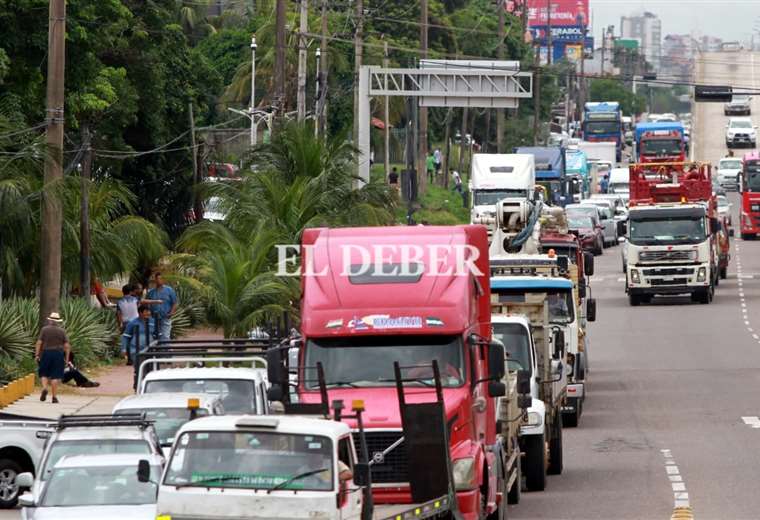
<box><xmin>353</xmin><ymin>462</ymin><xmax>371</xmax><ymax>487</ymax></box>
<box><xmin>488</xmin><ymin>341</ymin><xmax>506</xmax><ymax>381</ymax></box>
<box><xmin>587</xmin><ymin>298</ymin><xmax>597</xmax><ymax>322</ymax></box>
<box><xmin>516</xmin><ymin>370</ymin><xmax>531</xmax><ymax>395</ymax></box>
<box><xmin>267</xmin><ymin>385</ymin><xmax>284</xmax><ymax>403</ymax></box>
<box><xmin>584</xmin><ymin>252</ymin><xmax>595</xmax><ymax>276</ymax></box>
<box><xmin>266</xmin><ymin>348</ymin><xmax>286</xmax><ymax>385</ymax></box>
<box><xmin>488</xmin><ymin>381</ymin><xmax>507</xmax><ymax>398</ymax></box>
<box><xmin>137</xmin><ymin>459</ymin><xmax>151</xmax><ymax>483</ymax></box>
<box><xmin>15</xmin><ymin>472</ymin><xmax>33</xmax><ymax>489</ymax></box>
<box><xmin>552</xmin><ymin>329</ymin><xmax>565</xmax><ymax>360</ymax></box>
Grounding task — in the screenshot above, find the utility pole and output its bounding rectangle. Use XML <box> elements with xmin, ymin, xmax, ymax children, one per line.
<box><xmin>189</xmin><ymin>103</ymin><xmax>202</xmax><ymax>224</ymax></box>
<box><xmin>274</xmin><ymin>0</ymin><xmax>287</xmax><ymax>119</ymax></box>
<box><xmin>533</xmin><ymin>67</ymin><xmax>541</xmax><ymax>145</ymax></box>
<box><xmin>79</xmin><ymin>125</ymin><xmax>92</xmax><ymax>305</ymax></box>
<box><xmin>546</xmin><ymin>0</ymin><xmax>552</xmax><ymax>65</ymax></box>
<box><xmin>250</xmin><ymin>35</ymin><xmax>257</xmax><ymax>145</ymax></box>
<box><xmin>317</xmin><ymin>0</ymin><xmax>329</xmax><ymax>136</ymax></box>
<box><xmin>297</xmin><ymin>0</ymin><xmax>308</xmax><ymax>122</ymax></box>
<box><xmin>352</xmin><ymin>0</ymin><xmax>364</xmax><ymax>150</ymax></box>
<box><xmin>601</xmin><ymin>29</ymin><xmax>606</xmax><ymax>76</ymax></box>
<box><xmin>418</xmin><ymin>0</ymin><xmax>429</xmax><ymax>190</ymax></box>
<box><xmin>383</xmin><ymin>40</ymin><xmax>390</xmax><ymax>180</ymax></box>
<box><xmin>40</xmin><ymin>0</ymin><xmax>66</xmax><ymax>323</ymax></box>
<box><xmin>314</xmin><ymin>47</ymin><xmax>321</xmax><ymax>137</ymax></box>
<box><xmin>496</xmin><ymin>2</ymin><xmax>506</xmax><ymax>153</ymax></box>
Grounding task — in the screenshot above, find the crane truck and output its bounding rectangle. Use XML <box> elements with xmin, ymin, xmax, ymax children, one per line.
<box><xmin>624</xmin><ymin>162</ymin><xmax>720</xmax><ymax>305</ymax></box>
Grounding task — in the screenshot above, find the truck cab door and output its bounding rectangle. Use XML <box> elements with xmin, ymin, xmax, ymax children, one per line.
<box><xmin>339</xmin><ymin>436</ymin><xmax>362</xmax><ymax>520</ymax></box>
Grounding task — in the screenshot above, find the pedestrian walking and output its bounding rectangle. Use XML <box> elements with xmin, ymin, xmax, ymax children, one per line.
<box><xmin>426</xmin><ymin>153</ymin><xmax>436</xmax><ymax>182</ymax></box>
<box><xmin>34</xmin><ymin>312</ymin><xmax>70</xmax><ymax>404</ymax></box>
<box><xmin>433</xmin><ymin>147</ymin><xmax>442</xmax><ymax>174</ymax></box>
<box><xmin>122</xmin><ymin>305</ymin><xmax>156</xmax><ymax>363</ymax></box>
<box><xmin>452</xmin><ymin>170</ymin><xmax>463</xmax><ymax>194</ymax></box>
<box><xmin>146</xmin><ymin>272</ymin><xmax>177</xmax><ymax>342</ymax></box>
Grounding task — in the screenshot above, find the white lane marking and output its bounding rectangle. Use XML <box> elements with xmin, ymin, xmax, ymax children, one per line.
<box><xmin>754</xmin><ymin>334</ymin><xmax>759</xmax><ymax>340</ymax></box>
<box><xmin>617</xmin><ymin>277</ymin><xmax>626</xmax><ymax>283</ymax></box>
<box><xmin>745</xmin><ymin>320</ymin><xmax>751</xmax><ymax>326</ymax></box>
<box><xmin>742</xmin><ymin>416</ymin><xmax>760</xmax><ymax>428</ymax></box>
<box><xmin>662</xmin><ymin>449</ymin><xmax>690</xmax><ymax>508</ymax></box>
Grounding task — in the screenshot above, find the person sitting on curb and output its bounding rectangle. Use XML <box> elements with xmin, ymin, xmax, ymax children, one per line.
<box><xmin>62</xmin><ymin>352</ymin><xmax>100</xmax><ymax>388</ymax></box>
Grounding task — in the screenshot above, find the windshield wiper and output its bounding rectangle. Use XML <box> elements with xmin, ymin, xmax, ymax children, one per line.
<box><xmin>174</xmin><ymin>475</ymin><xmax>246</xmax><ymax>489</ymax></box>
<box><xmin>324</xmin><ymin>381</ymin><xmax>359</xmax><ymax>388</ymax></box>
<box><xmin>268</xmin><ymin>468</ymin><xmax>329</xmax><ymax>493</ymax></box>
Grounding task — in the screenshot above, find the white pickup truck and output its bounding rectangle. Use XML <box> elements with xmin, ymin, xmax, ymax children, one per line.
<box><xmin>0</xmin><ymin>413</ymin><xmax>56</xmax><ymax>508</ymax></box>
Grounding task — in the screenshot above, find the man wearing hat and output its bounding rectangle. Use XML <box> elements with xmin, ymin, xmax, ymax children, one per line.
<box><xmin>33</xmin><ymin>312</ymin><xmax>71</xmax><ymax>403</ymax></box>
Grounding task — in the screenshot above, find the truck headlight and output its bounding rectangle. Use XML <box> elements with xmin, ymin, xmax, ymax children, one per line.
<box><xmin>452</xmin><ymin>457</ymin><xmax>477</xmax><ymax>491</ymax></box>
<box><xmin>526</xmin><ymin>411</ymin><xmax>543</xmax><ymax>427</ymax></box>
<box><xmin>697</xmin><ymin>267</ymin><xmax>707</xmax><ymax>282</ymax></box>
<box><xmin>630</xmin><ymin>269</ymin><xmax>640</xmax><ymax>283</ymax></box>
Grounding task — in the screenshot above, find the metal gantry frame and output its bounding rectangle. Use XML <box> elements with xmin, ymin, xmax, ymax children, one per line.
<box><xmin>357</xmin><ymin>62</ymin><xmax>534</xmax><ymax>184</ymax></box>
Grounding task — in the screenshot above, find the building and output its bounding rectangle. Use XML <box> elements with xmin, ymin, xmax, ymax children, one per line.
<box><xmin>662</xmin><ymin>34</ymin><xmax>698</xmax><ymax>82</ymax></box>
<box><xmin>620</xmin><ymin>11</ymin><xmax>662</xmax><ymax>72</ymax></box>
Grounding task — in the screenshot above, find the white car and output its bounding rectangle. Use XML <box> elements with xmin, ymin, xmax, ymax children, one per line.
<box><xmin>717</xmin><ymin>156</ymin><xmax>742</xmax><ymax>190</ymax></box>
<box><xmin>112</xmin><ymin>393</ymin><xmax>225</xmax><ymax>448</ymax></box>
<box><xmin>716</xmin><ymin>195</ymin><xmax>733</xmax><ymax>226</ymax></box>
<box><xmin>726</xmin><ymin>117</ymin><xmax>757</xmax><ymax>148</ymax></box>
<box><xmin>19</xmin><ymin>453</ymin><xmax>162</xmax><ymax>520</ymax></box>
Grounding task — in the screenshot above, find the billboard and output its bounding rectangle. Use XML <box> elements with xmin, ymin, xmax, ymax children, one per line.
<box><xmin>530</xmin><ymin>24</ymin><xmax>587</xmax><ymax>43</ymax></box>
<box><xmin>527</xmin><ymin>0</ymin><xmax>589</xmax><ymax>27</ymax></box>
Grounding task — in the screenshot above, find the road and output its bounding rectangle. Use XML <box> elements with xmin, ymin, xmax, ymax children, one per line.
<box><xmin>511</xmin><ymin>50</ymin><xmax>760</xmax><ymax>519</ymax></box>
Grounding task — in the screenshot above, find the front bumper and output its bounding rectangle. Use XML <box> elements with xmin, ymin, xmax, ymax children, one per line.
<box><xmin>727</xmin><ymin>135</ymin><xmax>756</xmax><ymax>146</ymax></box>
<box><xmin>725</xmin><ymin>106</ymin><xmax>751</xmax><ymax>115</ymax></box>
<box><xmin>627</xmin><ymin>263</ymin><xmax>710</xmax><ymax>295</ymax></box>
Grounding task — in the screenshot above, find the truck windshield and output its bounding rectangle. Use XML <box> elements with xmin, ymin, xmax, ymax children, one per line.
<box><xmin>585</xmin><ymin>121</ymin><xmax>620</xmax><ymax>134</ymax></box>
<box><xmin>473</xmin><ymin>189</ymin><xmax>528</xmax><ymax>206</ymax></box>
<box><xmin>642</xmin><ymin>139</ymin><xmax>681</xmax><ymax>156</ymax></box>
<box><xmin>720</xmin><ymin>159</ymin><xmax>742</xmax><ymax>170</ymax></box>
<box><xmin>114</xmin><ymin>408</ymin><xmax>210</xmax><ymax>446</ymax></box>
<box><xmin>41</xmin><ymin>464</ymin><xmax>159</xmax><ymax>507</ymax></box>
<box><xmin>492</xmin><ymin>323</ymin><xmax>531</xmax><ymax>375</ymax></box>
<box><xmin>164</xmin><ymin>431</ymin><xmax>334</xmax><ymax>491</ymax></box>
<box><xmin>492</xmin><ymin>290</ymin><xmax>574</xmax><ymax>324</ymax></box>
<box><xmin>41</xmin><ymin>440</ymin><xmax>150</xmax><ymax>480</ymax></box>
<box><xmin>304</xmin><ymin>335</ymin><xmax>465</xmax><ymax>388</ymax></box>
<box><xmin>629</xmin><ymin>216</ymin><xmax>706</xmax><ymax>245</ymax></box>
<box><xmin>144</xmin><ymin>379</ymin><xmax>255</xmax><ymax>414</ymax></box>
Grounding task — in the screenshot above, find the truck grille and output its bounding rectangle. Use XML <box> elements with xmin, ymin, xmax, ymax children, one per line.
<box><xmin>650</xmin><ymin>278</ymin><xmax>689</xmax><ymax>286</ymax></box>
<box><xmin>639</xmin><ymin>250</ymin><xmax>692</xmax><ymax>262</ymax></box>
<box><xmin>642</xmin><ymin>267</ymin><xmax>695</xmax><ymax>277</ymax></box>
<box><xmin>352</xmin><ymin>430</ymin><xmax>407</xmax><ymax>483</ymax></box>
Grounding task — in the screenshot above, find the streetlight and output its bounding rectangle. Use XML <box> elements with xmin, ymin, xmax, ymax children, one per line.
<box><xmin>250</xmin><ymin>35</ymin><xmax>257</xmax><ymax>146</ymax></box>
<box><xmin>315</xmin><ymin>47</ymin><xmax>321</xmax><ymax>137</ymax></box>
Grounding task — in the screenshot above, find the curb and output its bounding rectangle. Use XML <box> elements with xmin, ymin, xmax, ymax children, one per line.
<box><xmin>0</xmin><ymin>374</ymin><xmax>36</xmax><ymax>407</ymax></box>
<box><xmin>671</xmin><ymin>506</ymin><xmax>694</xmax><ymax>519</ymax></box>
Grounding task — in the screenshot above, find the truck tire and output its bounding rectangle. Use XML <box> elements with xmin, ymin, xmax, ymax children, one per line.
<box><xmin>507</xmin><ymin>453</ymin><xmax>521</xmax><ymax>505</ymax></box>
<box><xmin>629</xmin><ymin>294</ymin><xmax>641</xmax><ymax>306</ymax></box>
<box><xmin>522</xmin><ymin>434</ymin><xmax>546</xmax><ymax>491</ymax></box>
<box><xmin>547</xmin><ymin>415</ymin><xmax>563</xmax><ymax>475</ymax></box>
<box><xmin>720</xmin><ymin>266</ymin><xmax>728</xmax><ymax>279</ymax></box>
<box><xmin>0</xmin><ymin>458</ymin><xmax>23</xmax><ymax>509</ymax></box>
<box><xmin>562</xmin><ymin>406</ymin><xmax>579</xmax><ymax>428</ymax></box>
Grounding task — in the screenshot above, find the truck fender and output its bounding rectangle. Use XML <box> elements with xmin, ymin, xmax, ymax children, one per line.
<box><xmin>520</xmin><ymin>399</ymin><xmax>546</xmax><ymax>437</ymax></box>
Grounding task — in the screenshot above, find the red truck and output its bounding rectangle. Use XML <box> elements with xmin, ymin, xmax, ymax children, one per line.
<box><xmin>740</xmin><ymin>151</ymin><xmax>760</xmax><ymax>240</ymax></box>
<box><xmin>270</xmin><ymin>225</ymin><xmax>509</xmax><ymax>520</ymax></box>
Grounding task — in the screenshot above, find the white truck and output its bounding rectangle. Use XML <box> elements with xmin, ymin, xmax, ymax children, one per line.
<box><xmin>469</xmin><ymin>153</ymin><xmax>536</xmax><ymax>233</ymax></box>
<box><xmin>0</xmin><ymin>413</ymin><xmax>56</xmax><ymax>508</ymax></box>
<box><xmin>578</xmin><ymin>141</ymin><xmax>616</xmax><ymax>166</ymax></box>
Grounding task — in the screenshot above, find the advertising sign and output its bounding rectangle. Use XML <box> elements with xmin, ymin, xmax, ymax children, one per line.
<box><xmin>527</xmin><ymin>0</ymin><xmax>589</xmax><ymax>27</ymax></box>
<box><xmin>531</xmin><ymin>24</ymin><xmax>587</xmax><ymax>43</ymax></box>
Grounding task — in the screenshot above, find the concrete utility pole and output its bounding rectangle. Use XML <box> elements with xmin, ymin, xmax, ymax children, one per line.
<box><xmin>189</xmin><ymin>103</ymin><xmax>202</xmax><ymax>223</ymax></box>
<box><xmin>546</xmin><ymin>0</ymin><xmax>552</xmax><ymax>65</ymax></box>
<box><xmin>274</xmin><ymin>0</ymin><xmax>287</xmax><ymax>118</ymax></box>
<box><xmin>318</xmin><ymin>0</ymin><xmax>329</xmax><ymax>136</ymax></box>
<box><xmin>40</xmin><ymin>0</ymin><xmax>66</xmax><ymax>323</ymax></box>
<box><xmin>418</xmin><ymin>0</ymin><xmax>429</xmax><ymax>190</ymax></box>
<box><xmin>496</xmin><ymin>2</ymin><xmax>506</xmax><ymax>153</ymax></box>
<box><xmin>314</xmin><ymin>47</ymin><xmax>321</xmax><ymax>137</ymax></box>
<box><xmin>297</xmin><ymin>0</ymin><xmax>309</xmax><ymax>122</ymax></box>
<box><xmin>383</xmin><ymin>40</ymin><xmax>390</xmax><ymax>180</ymax></box>
<box><xmin>352</xmin><ymin>0</ymin><xmax>364</xmax><ymax>151</ymax></box>
<box><xmin>79</xmin><ymin>125</ymin><xmax>92</xmax><ymax>305</ymax></box>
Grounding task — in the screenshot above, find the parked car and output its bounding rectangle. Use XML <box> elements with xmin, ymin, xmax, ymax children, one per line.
<box><xmin>0</xmin><ymin>414</ymin><xmax>56</xmax><ymax>508</ymax></box>
<box><xmin>725</xmin><ymin>117</ymin><xmax>757</xmax><ymax>148</ymax></box>
<box><xmin>578</xmin><ymin>200</ymin><xmax>618</xmax><ymax>246</ymax></box>
<box><xmin>567</xmin><ymin>214</ymin><xmax>604</xmax><ymax>255</ymax></box>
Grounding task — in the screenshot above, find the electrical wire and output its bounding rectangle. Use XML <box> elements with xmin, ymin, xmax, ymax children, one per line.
<box><xmin>0</xmin><ymin>123</ymin><xmax>47</xmax><ymax>140</ymax></box>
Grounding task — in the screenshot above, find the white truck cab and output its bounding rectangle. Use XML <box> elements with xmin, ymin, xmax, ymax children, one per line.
<box><xmin>156</xmin><ymin>415</ymin><xmax>363</xmax><ymax>520</ymax></box>
<box><xmin>470</xmin><ymin>153</ymin><xmax>536</xmax><ymax>226</ymax></box>
<box><xmin>112</xmin><ymin>393</ymin><xmax>225</xmax><ymax>448</ymax></box>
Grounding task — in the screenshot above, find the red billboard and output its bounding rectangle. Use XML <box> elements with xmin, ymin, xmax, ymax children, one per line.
<box><xmin>527</xmin><ymin>0</ymin><xmax>589</xmax><ymax>27</ymax></box>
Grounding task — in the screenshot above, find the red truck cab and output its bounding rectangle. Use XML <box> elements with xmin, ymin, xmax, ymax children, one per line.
<box><xmin>740</xmin><ymin>152</ymin><xmax>760</xmax><ymax>239</ymax></box>
<box><xmin>293</xmin><ymin>225</ymin><xmax>504</xmax><ymax>520</ymax></box>
<box><xmin>639</xmin><ymin>130</ymin><xmax>686</xmax><ymax>165</ymax></box>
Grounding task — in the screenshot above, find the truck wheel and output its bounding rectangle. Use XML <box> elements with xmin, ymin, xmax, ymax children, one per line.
<box><xmin>0</xmin><ymin>459</ymin><xmax>22</xmax><ymax>509</ymax></box>
<box><xmin>507</xmin><ymin>452</ymin><xmax>521</xmax><ymax>505</ymax></box>
<box><xmin>522</xmin><ymin>434</ymin><xmax>546</xmax><ymax>491</ymax></box>
<box><xmin>720</xmin><ymin>266</ymin><xmax>728</xmax><ymax>279</ymax></box>
<box><xmin>629</xmin><ymin>294</ymin><xmax>641</xmax><ymax>306</ymax></box>
<box><xmin>562</xmin><ymin>406</ymin><xmax>579</xmax><ymax>428</ymax></box>
<box><xmin>547</xmin><ymin>415</ymin><xmax>563</xmax><ymax>475</ymax></box>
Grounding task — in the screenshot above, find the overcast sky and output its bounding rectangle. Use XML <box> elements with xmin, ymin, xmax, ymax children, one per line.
<box><xmin>590</xmin><ymin>0</ymin><xmax>760</xmax><ymax>41</ymax></box>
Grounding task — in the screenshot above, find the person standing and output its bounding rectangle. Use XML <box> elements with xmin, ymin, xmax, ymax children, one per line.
<box><xmin>116</xmin><ymin>284</ymin><xmax>139</xmax><ymax>331</ymax></box>
<box><xmin>452</xmin><ymin>170</ymin><xmax>463</xmax><ymax>194</ymax></box>
<box><xmin>34</xmin><ymin>312</ymin><xmax>71</xmax><ymax>404</ymax></box>
<box><xmin>147</xmin><ymin>272</ymin><xmax>177</xmax><ymax>342</ymax></box>
<box><xmin>426</xmin><ymin>153</ymin><xmax>436</xmax><ymax>183</ymax></box>
<box><xmin>433</xmin><ymin>147</ymin><xmax>442</xmax><ymax>175</ymax></box>
<box><xmin>122</xmin><ymin>305</ymin><xmax>156</xmax><ymax>363</ymax></box>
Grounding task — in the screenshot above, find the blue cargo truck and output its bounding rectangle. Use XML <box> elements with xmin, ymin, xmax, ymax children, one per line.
<box><xmin>582</xmin><ymin>102</ymin><xmax>623</xmax><ymax>162</ymax></box>
<box><xmin>515</xmin><ymin>146</ymin><xmax>578</xmax><ymax>206</ymax></box>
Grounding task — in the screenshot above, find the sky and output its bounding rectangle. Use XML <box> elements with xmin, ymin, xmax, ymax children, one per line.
<box><xmin>589</xmin><ymin>0</ymin><xmax>760</xmax><ymax>41</ymax></box>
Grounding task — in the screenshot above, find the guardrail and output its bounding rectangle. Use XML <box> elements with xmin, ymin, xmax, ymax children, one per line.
<box><xmin>0</xmin><ymin>374</ymin><xmax>35</xmax><ymax>408</ymax></box>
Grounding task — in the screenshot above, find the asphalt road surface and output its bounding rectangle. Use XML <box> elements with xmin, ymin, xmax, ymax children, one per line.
<box><xmin>511</xmin><ymin>51</ymin><xmax>760</xmax><ymax>519</ymax></box>
<box><xmin>3</xmin><ymin>52</ymin><xmax>759</xmax><ymax>520</ymax></box>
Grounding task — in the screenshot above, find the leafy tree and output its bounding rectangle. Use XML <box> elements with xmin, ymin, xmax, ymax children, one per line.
<box><xmin>588</xmin><ymin>78</ymin><xmax>647</xmax><ymax>116</ymax></box>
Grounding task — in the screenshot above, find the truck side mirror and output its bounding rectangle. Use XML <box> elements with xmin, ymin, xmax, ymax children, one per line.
<box><xmin>552</xmin><ymin>329</ymin><xmax>565</xmax><ymax>360</ymax></box>
<box><xmin>710</xmin><ymin>217</ymin><xmax>720</xmax><ymax>234</ymax></box>
<box><xmin>137</xmin><ymin>459</ymin><xmax>151</xmax><ymax>483</ymax></box>
<box><xmin>516</xmin><ymin>370</ymin><xmax>531</xmax><ymax>395</ymax></box>
<box><xmin>587</xmin><ymin>298</ymin><xmax>597</xmax><ymax>322</ymax></box>
<box><xmin>488</xmin><ymin>341</ymin><xmax>506</xmax><ymax>381</ymax></box>
<box><xmin>267</xmin><ymin>385</ymin><xmax>284</xmax><ymax>403</ymax></box>
<box><xmin>15</xmin><ymin>472</ymin><xmax>33</xmax><ymax>489</ymax></box>
<box><xmin>584</xmin><ymin>252</ymin><xmax>595</xmax><ymax>276</ymax></box>
<box><xmin>488</xmin><ymin>381</ymin><xmax>507</xmax><ymax>397</ymax></box>
<box><xmin>267</xmin><ymin>348</ymin><xmax>286</xmax><ymax>385</ymax></box>
<box><xmin>353</xmin><ymin>462</ymin><xmax>371</xmax><ymax>487</ymax></box>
